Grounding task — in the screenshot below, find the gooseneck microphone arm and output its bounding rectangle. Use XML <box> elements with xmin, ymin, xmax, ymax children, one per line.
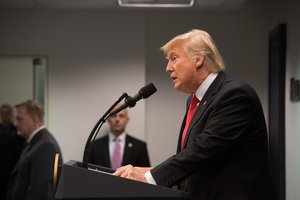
<box><xmin>82</xmin><ymin>83</ymin><xmax>157</xmax><ymax>169</ymax></box>
<box><xmin>82</xmin><ymin>92</ymin><xmax>129</xmax><ymax>169</ymax></box>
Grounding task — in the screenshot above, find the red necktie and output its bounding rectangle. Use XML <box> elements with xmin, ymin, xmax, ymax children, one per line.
<box><xmin>181</xmin><ymin>95</ymin><xmax>200</xmax><ymax>150</ymax></box>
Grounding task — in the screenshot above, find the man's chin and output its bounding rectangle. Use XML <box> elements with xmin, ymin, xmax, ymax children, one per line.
<box><xmin>112</xmin><ymin>128</ymin><xmax>124</xmax><ymax>134</ymax></box>
<box><xmin>17</xmin><ymin>131</ymin><xmax>25</xmax><ymax>138</ymax></box>
<box><xmin>173</xmin><ymin>83</ymin><xmax>182</xmax><ymax>91</ymax></box>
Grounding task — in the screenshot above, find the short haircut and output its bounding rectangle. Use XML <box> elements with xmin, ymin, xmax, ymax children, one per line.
<box><xmin>0</xmin><ymin>103</ymin><xmax>12</xmax><ymax>113</ymax></box>
<box><xmin>15</xmin><ymin>100</ymin><xmax>44</xmax><ymax>122</ymax></box>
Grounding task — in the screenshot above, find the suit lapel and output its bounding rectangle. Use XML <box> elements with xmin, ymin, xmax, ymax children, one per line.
<box><xmin>11</xmin><ymin>142</ymin><xmax>31</xmax><ymax>175</ymax></box>
<box><xmin>122</xmin><ymin>135</ymin><xmax>131</xmax><ymax>165</ymax></box>
<box><xmin>177</xmin><ymin>99</ymin><xmax>191</xmax><ymax>152</ymax></box>
<box><xmin>11</xmin><ymin>129</ymin><xmax>45</xmax><ymax>175</ymax></box>
<box><xmin>102</xmin><ymin>136</ymin><xmax>111</xmax><ymax>167</ymax></box>
<box><xmin>181</xmin><ymin>72</ymin><xmax>227</xmax><ymax>149</ymax></box>
<box><xmin>19</xmin><ymin>142</ymin><xmax>30</xmax><ymax>158</ymax></box>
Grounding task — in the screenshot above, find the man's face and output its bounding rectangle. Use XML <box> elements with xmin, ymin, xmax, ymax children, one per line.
<box><xmin>107</xmin><ymin>108</ymin><xmax>129</xmax><ymax>136</ymax></box>
<box><xmin>15</xmin><ymin>107</ymin><xmax>36</xmax><ymax>138</ymax></box>
<box><xmin>0</xmin><ymin>107</ymin><xmax>12</xmax><ymax>124</ymax></box>
<box><xmin>165</xmin><ymin>42</ymin><xmax>199</xmax><ymax>94</ymax></box>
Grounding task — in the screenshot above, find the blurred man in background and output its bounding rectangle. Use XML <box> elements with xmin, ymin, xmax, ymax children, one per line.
<box><xmin>0</xmin><ymin>104</ymin><xmax>25</xmax><ymax>199</ymax></box>
<box><xmin>89</xmin><ymin>104</ymin><xmax>150</xmax><ymax>170</ymax></box>
<box><xmin>6</xmin><ymin>100</ymin><xmax>62</xmax><ymax>200</ymax></box>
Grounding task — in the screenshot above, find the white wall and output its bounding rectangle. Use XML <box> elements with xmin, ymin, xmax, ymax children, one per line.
<box><xmin>285</xmin><ymin>0</ymin><xmax>300</xmax><ymax>199</ymax></box>
<box><xmin>0</xmin><ymin>56</ymin><xmax>33</xmax><ymax>106</ymax></box>
<box><xmin>0</xmin><ymin>10</ymin><xmax>146</xmax><ymax>162</ymax></box>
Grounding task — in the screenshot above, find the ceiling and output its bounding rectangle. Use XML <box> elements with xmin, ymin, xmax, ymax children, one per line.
<box><xmin>0</xmin><ymin>0</ymin><xmax>246</xmax><ymax>10</ymax></box>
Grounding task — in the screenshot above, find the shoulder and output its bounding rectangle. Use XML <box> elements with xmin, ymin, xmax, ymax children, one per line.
<box><xmin>90</xmin><ymin>135</ymin><xmax>108</xmax><ymax>153</ymax></box>
<box><xmin>126</xmin><ymin>134</ymin><xmax>147</xmax><ymax>145</ymax></box>
<box><xmin>208</xmin><ymin>74</ymin><xmax>263</xmax><ymax>114</ymax></box>
<box><xmin>92</xmin><ymin>135</ymin><xmax>109</xmax><ymax>144</ymax></box>
<box><xmin>38</xmin><ymin>129</ymin><xmax>58</xmax><ymax>143</ymax></box>
<box><xmin>220</xmin><ymin>72</ymin><xmax>254</xmax><ymax>90</ymax></box>
<box><xmin>32</xmin><ymin>129</ymin><xmax>61</xmax><ymax>152</ymax></box>
<box><xmin>215</xmin><ymin>72</ymin><xmax>258</xmax><ymax>99</ymax></box>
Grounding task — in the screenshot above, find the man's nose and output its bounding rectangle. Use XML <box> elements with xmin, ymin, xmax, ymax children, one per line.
<box><xmin>166</xmin><ymin>62</ymin><xmax>173</xmax><ymax>72</ymax></box>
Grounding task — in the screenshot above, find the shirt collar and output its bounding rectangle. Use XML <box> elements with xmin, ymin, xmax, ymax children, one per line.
<box><xmin>109</xmin><ymin>131</ymin><xmax>126</xmax><ymax>142</ymax></box>
<box><xmin>27</xmin><ymin>125</ymin><xmax>45</xmax><ymax>143</ymax></box>
<box><xmin>195</xmin><ymin>72</ymin><xmax>218</xmax><ymax>101</ymax></box>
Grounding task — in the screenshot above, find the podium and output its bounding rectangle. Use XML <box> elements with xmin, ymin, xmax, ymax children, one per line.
<box><xmin>55</xmin><ymin>160</ymin><xmax>189</xmax><ymax>199</ymax></box>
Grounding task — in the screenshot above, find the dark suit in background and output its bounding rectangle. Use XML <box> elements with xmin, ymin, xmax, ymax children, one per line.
<box><xmin>6</xmin><ymin>128</ymin><xmax>63</xmax><ymax>200</ymax></box>
<box><xmin>0</xmin><ymin>123</ymin><xmax>25</xmax><ymax>200</ymax></box>
<box><xmin>89</xmin><ymin>134</ymin><xmax>150</xmax><ymax>168</ymax></box>
<box><xmin>5</xmin><ymin>100</ymin><xmax>63</xmax><ymax>200</ymax></box>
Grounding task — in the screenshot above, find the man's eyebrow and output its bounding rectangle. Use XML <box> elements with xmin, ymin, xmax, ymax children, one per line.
<box><xmin>167</xmin><ymin>51</ymin><xmax>175</xmax><ymax>59</ymax></box>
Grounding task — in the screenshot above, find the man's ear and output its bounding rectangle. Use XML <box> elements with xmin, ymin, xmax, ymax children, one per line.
<box><xmin>32</xmin><ymin>115</ymin><xmax>41</xmax><ymax>126</ymax></box>
<box><xmin>195</xmin><ymin>55</ymin><xmax>205</xmax><ymax>69</ymax></box>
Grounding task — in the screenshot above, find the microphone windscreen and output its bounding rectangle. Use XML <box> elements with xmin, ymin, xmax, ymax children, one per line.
<box><xmin>140</xmin><ymin>83</ymin><xmax>157</xmax><ymax>98</ymax></box>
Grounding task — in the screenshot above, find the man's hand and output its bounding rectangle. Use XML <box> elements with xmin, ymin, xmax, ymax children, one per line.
<box><xmin>113</xmin><ymin>165</ymin><xmax>152</xmax><ymax>183</ymax></box>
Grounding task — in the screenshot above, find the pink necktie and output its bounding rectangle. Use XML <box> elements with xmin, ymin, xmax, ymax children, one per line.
<box><xmin>111</xmin><ymin>137</ymin><xmax>121</xmax><ymax>170</ymax></box>
<box><xmin>181</xmin><ymin>95</ymin><xmax>200</xmax><ymax>150</ymax></box>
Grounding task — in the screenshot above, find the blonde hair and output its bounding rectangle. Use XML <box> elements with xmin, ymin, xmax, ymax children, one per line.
<box><xmin>161</xmin><ymin>29</ymin><xmax>225</xmax><ymax>72</ymax></box>
<box><xmin>15</xmin><ymin>100</ymin><xmax>44</xmax><ymax>123</ymax></box>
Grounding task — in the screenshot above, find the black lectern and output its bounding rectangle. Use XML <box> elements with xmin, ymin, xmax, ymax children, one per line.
<box><xmin>55</xmin><ymin>160</ymin><xmax>189</xmax><ymax>200</ymax></box>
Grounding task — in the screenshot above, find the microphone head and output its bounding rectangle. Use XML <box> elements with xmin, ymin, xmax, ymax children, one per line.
<box><xmin>139</xmin><ymin>82</ymin><xmax>157</xmax><ymax>98</ymax></box>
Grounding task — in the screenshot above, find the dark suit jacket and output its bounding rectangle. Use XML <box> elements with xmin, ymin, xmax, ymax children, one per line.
<box><xmin>6</xmin><ymin>128</ymin><xmax>63</xmax><ymax>200</ymax></box>
<box><xmin>0</xmin><ymin>124</ymin><xmax>25</xmax><ymax>200</ymax></box>
<box><xmin>151</xmin><ymin>72</ymin><xmax>277</xmax><ymax>200</ymax></box>
<box><xmin>89</xmin><ymin>134</ymin><xmax>150</xmax><ymax>168</ymax></box>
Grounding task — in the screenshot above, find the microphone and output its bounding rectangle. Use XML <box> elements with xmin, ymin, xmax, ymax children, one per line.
<box><xmin>82</xmin><ymin>83</ymin><xmax>156</xmax><ymax>169</ymax></box>
<box><xmin>108</xmin><ymin>82</ymin><xmax>157</xmax><ymax>117</ymax></box>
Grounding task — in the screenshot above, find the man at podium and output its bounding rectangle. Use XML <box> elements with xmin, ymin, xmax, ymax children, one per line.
<box><xmin>114</xmin><ymin>29</ymin><xmax>277</xmax><ymax>200</ymax></box>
